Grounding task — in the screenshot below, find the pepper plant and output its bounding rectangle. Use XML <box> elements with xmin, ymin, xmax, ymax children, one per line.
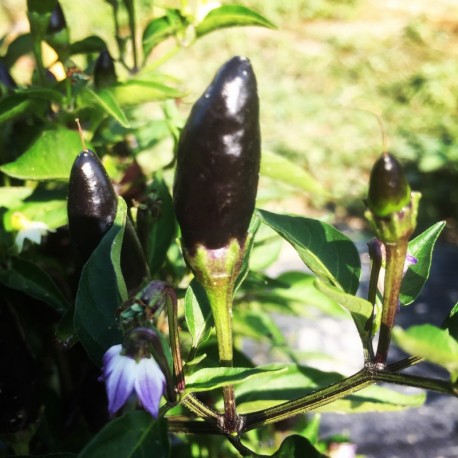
<box><xmin>0</xmin><ymin>1</ymin><xmax>457</xmax><ymax>457</ymax></box>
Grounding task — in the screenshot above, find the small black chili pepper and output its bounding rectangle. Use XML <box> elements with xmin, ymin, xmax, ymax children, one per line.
<box><xmin>67</xmin><ymin>149</ymin><xmax>149</xmax><ymax>291</ymax></box>
<box><xmin>68</xmin><ymin>149</ymin><xmax>118</xmax><ymax>263</ymax></box>
<box><xmin>367</xmin><ymin>152</ymin><xmax>411</xmax><ymax>218</ymax></box>
<box><xmin>47</xmin><ymin>1</ymin><xmax>67</xmax><ymax>34</ymax></box>
<box><xmin>94</xmin><ymin>50</ymin><xmax>117</xmax><ymax>89</ymax></box>
<box><xmin>173</xmin><ymin>56</ymin><xmax>261</xmax><ymax>253</ymax></box>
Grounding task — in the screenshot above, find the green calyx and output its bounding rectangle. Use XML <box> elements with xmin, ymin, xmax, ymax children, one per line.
<box><xmin>365</xmin><ymin>191</ymin><xmax>420</xmax><ymax>244</ymax></box>
<box><xmin>367</xmin><ymin>153</ymin><xmax>411</xmax><ymax>218</ymax></box>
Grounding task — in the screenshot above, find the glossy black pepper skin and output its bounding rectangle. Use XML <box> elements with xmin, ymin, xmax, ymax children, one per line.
<box><xmin>94</xmin><ymin>50</ymin><xmax>117</xmax><ymax>89</ymax></box>
<box><xmin>173</xmin><ymin>56</ymin><xmax>261</xmax><ymax>252</ymax></box>
<box><xmin>67</xmin><ymin>149</ymin><xmax>118</xmax><ymax>264</ymax></box>
<box><xmin>368</xmin><ymin>153</ymin><xmax>411</xmax><ymax>218</ymax></box>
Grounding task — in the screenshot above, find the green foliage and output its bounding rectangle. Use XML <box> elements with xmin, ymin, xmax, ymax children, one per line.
<box><xmin>0</xmin><ymin>1</ymin><xmax>457</xmax><ymax>457</ymax></box>
<box><xmin>74</xmin><ymin>197</ymin><xmax>127</xmax><ymax>364</ymax></box>
<box><xmin>79</xmin><ymin>412</ymin><xmax>169</xmax><ymax>458</ymax></box>
<box><xmin>259</xmin><ymin>209</ymin><xmax>361</xmax><ymax>294</ymax></box>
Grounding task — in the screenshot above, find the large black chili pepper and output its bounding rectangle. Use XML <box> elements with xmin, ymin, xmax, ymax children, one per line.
<box><xmin>67</xmin><ymin>149</ymin><xmax>148</xmax><ymax>291</ymax></box>
<box><xmin>173</xmin><ymin>56</ymin><xmax>261</xmax><ymax>253</ymax></box>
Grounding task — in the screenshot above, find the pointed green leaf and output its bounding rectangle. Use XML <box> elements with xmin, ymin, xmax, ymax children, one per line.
<box><xmin>84</xmin><ymin>87</ymin><xmax>130</xmax><ymax>128</ymax></box>
<box><xmin>196</xmin><ymin>5</ymin><xmax>276</xmax><ymax>37</ymax></box>
<box><xmin>0</xmin><ymin>257</ymin><xmax>69</xmax><ymax>313</ymax></box>
<box><xmin>400</xmin><ymin>221</ymin><xmax>446</xmax><ymax>305</ymax></box>
<box><xmin>270</xmin><ymin>435</ymin><xmax>325</xmax><ymax>458</ymax></box>
<box><xmin>111</xmin><ymin>79</ymin><xmax>182</xmax><ymax>106</ymax></box>
<box><xmin>69</xmin><ymin>36</ymin><xmax>107</xmax><ymax>55</ymax></box>
<box><xmin>142</xmin><ymin>10</ymin><xmax>186</xmax><ymax>59</ymax></box>
<box><xmin>315</xmin><ymin>278</ymin><xmax>372</xmax><ymax>345</ymax></box>
<box><xmin>261</xmin><ymin>150</ymin><xmax>325</xmax><ymax>195</ymax></box>
<box><xmin>259</xmin><ymin>210</ymin><xmax>360</xmax><ymax>294</ymax></box>
<box><xmin>0</xmin><ymin>128</ymin><xmax>89</xmax><ymax>180</ymax></box>
<box><xmin>79</xmin><ymin>412</ymin><xmax>169</xmax><ymax>458</ymax></box>
<box><xmin>185</xmin><ymin>279</ymin><xmax>213</xmax><ymax>349</ymax></box>
<box><xmin>185</xmin><ymin>366</ymin><xmax>286</xmax><ymax>394</ymax></box>
<box><xmin>393</xmin><ymin>324</ymin><xmax>458</xmax><ymax>382</ymax></box>
<box><xmin>74</xmin><ymin>198</ymin><xmax>128</xmax><ymax>364</ymax></box>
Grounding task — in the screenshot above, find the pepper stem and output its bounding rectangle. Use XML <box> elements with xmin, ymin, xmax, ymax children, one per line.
<box><xmin>375</xmin><ymin>240</ymin><xmax>408</xmax><ymax>364</ymax></box>
<box><xmin>183</xmin><ymin>240</ymin><xmax>244</xmax><ymax>434</ymax></box>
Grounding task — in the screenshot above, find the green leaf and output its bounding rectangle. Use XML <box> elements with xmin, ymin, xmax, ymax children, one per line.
<box><xmin>0</xmin><ymin>128</ymin><xmax>89</xmax><ymax>180</ymax></box>
<box><xmin>241</xmin><ymin>271</ymin><xmax>346</xmax><ymax>318</ymax></box>
<box><xmin>74</xmin><ymin>198</ymin><xmax>128</xmax><ymax>364</ymax></box>
<box><xmin>233</xmin><ymin>308</ymin><xmax>286</xmax><ymax>346</ymax></box>
<box><xmin>0</xmin><ymin>187</ymin><xmax>33</xmax><ymax>208</ymax></box>
<box><xmin>444</xmin><ymin>302</ymin><xmax>458</xmax><ymax>341</ymax></box>
<box><xmin>235</xmin><ymin>212</ymin><xmax>261</xmax><ymax>291</ymax></box>
<box><xmin>259</xmin><ymin>210</ymin><xmax>360</xmax><ymax>294</ymax></box>
<box><xmin>0</xmin><ymin>257</ymin><xmax>69</xmax><ymax>313</ymax></box>
<box><xmin>261</xmin><ymin>150</ymin><xmax>326</xmax><ymax>195</ymax></box>
<box><xmin>393</xmin><ymin>324</ymin><xmax>458</xmax><ymax>382</ymax></box>
<box><xmin>83</xmin><ymin>87</ymin><xmax>130</xmax><ymax>128</ymax></box>
<box><xmin>400</xmin><ymin>221</ymin><xmax>446</xmax><ymax>305</ymax></box>
<box><xmin>4</xmin><ymin>199</ymin><xmax>67</xmax><ymax>230</ymax></box>
<box><xmin>315</xmin><ymin>278</ymin><xmax>373</xmax><ymax>346</ymax></box>
<box><xmin>185</xmin><ymin>366</ymin><xmax>286</xmax><ymax>394</ymax></box>
<box><xmin>79</xmin><ymin>412</ymin><xmax>169</xmax><ymax>458</ymax></box>
<box><xmin>139</xmin><ymin>173</ymin><xmax>176</xmax><ymax>275</ymax></box>
<box><xmin>4</xmin><ymin>34</ymin><xmax>33</xmax><ymax>67</ymax></box>
<box><xmin>69</xmin><ymin>36</ymin><xmax>107</xmax><ymax>55</ymax></box>
<box><xmin>15</xmin><ymin>86</ymin><xmax>64</xmax><ymax>103</ymax></box>
<box><xmin>111</xmin><ymin>79</ymin><xmax>182</xmax><ymax>106</ymax></box>
<box><xmin>0</xmin><ymin>94</ymin><xmax>42</xmax><ymax>125</ymax></box>
<box><xmin>269</xmin><ymin>435</ymin><xmax>325</xmax><ymax>458</ymax></box>
<box><xmin>185</xmin><ymin>279</ymin><xmax>213</xmax><ymax>350</ymax></box>
<box><xmin>142</xmin><ymin>10</ymin><xmax>186</xmax><ymax>59</ymax></box>
<box><xmin>195</xmin><ymin>5</ymin><xmax>276</xmax><ymax>37</ymax></box>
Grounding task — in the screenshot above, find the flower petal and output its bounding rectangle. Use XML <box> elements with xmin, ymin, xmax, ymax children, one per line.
<box><xmin>105</xmin><ymin>353</ymin><xmax>136</xmax><ymax>416</ymax></box>
<box><xmin>134</xmin><ymin>357</ymin><xmax>166</xmax><ymax>418</ymax></box>
<box><xmin>102</xmin><ymin>344</ymin><xmax>123</xmax><ymax>378</ymax></box>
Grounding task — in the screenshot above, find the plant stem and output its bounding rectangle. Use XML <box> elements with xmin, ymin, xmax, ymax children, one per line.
<box><xmin>376</xmin><ymin>371</ymin><xmax>456</xmax><ymax>395</ymax></box>
<box><xmin>207</xmin><ymin>279</ymin><xmax>240</xmax><ymax>433</ymax></box>
<box><xmin>243</xmin><ymin>356</ymin><xmax>452</xmax><ymax>431</ymax></box>
<box><xmin>181</xmin><ymin>394</ymin><xmax>221</xmax><ymax>425</ymax></box>
<box><xmin>166</xmin><ymin>287</ymin><xmax>185</xmax><ymax>394</ymax></box>
<box><xmin>123</xmin><ymin>0</ymin><xmax>138</xmax><ymax>72</ymax></box>
<box><xmin>375</xmin><ymin>240</ymin><xmax>408</xmax><ymax>364</ymax></box>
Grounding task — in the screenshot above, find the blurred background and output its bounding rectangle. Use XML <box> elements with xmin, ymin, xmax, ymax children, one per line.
<box><xmin>2</xmin><ymin>0</ymin><xmax>458</xmax><ymax>240</ymax></box>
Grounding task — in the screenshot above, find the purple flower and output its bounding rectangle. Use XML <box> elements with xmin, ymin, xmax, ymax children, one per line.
<box><xmin>101</xmin><ymin>344</ymin><xmax>166</xmax><ymax>418</ymax></box>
